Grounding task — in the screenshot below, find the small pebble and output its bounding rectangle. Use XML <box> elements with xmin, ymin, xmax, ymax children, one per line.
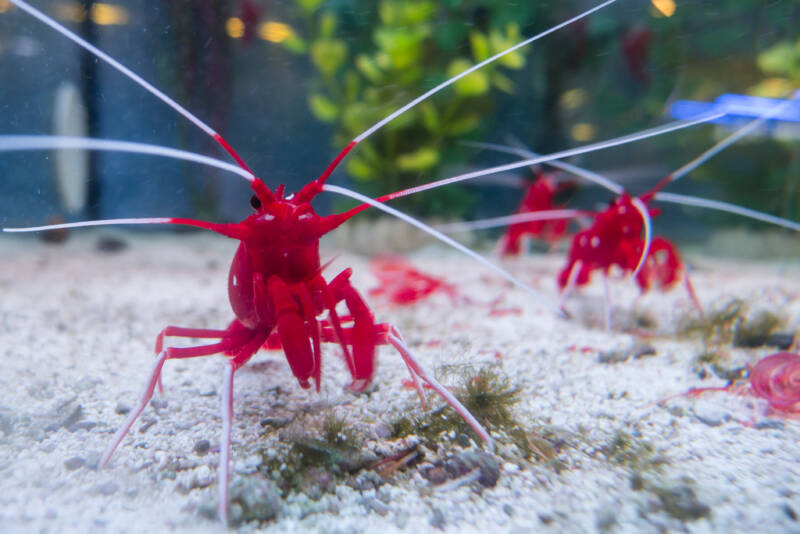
<box><xmin>754</xmin><ymin>419</ymin><xmax>784</xmax><ymax>430</ymax></box>
<box><xmin>259</xmin><ymin>417</ymin><xmax>289</xmax><ymax>429</ymax></box>
<box><xmin>429</xmin><ymin>507</ymin><xmax>446</xmax><ymax>530</ymax></box>
<box><xmin>64</xmin><ymin>456</ymin><xmax>85</xmax><ymax>471</ymax></box>
<box><xmin>139</xmin><ymin>419</ymin><xmax>156</xmax><ymax>434</ymax></box>
<box><xmin>96</xmin><ymin>481</ymin><xmax>119</xmax><ymax>496</ymax></box>
<box><xmin>365</xmin><ymin>497</ymin><xmax>390</xmax><ymax>516</ymax></box>
<box><xmin>96</xmin><ymin>235</ymin><xmax>128</xmax><ymax>253</ymax></box>
<box><xmin>67</xmin><ymin>421</ymin><xmax>97</xmax><ymax>432</ymax></box>
<box><xmin>539</xmin><ymin>513</ymin><xmax>554</xmax><ymax>525</ymax></box>
<box><xmin>784</xmin><ymin>503</ymin><xmax>798</xmax><ymax>521</ymax></box>
<box><xmin>150</xmin><ymin>399</ymin><xmax>168</xmax><ymax>411</ymax></box>
<box><xmin>596</xmin><ymin>508</ymin><xmax>617</xmax><ymax>531</ymax></box>
<box><xmin>115</xmin><ymin>402</ymin><xmax>131</xmax><ymax>415</ymax></box>
<box><xmin>194</xmin><ymin>439</ymin><xmax>211</xmax><ymax>455</ymax></box>
<box><xmin>426</xmin><ymin>467</ymin><xmax>448</xmax><ymax>485</ymax></box>
<box><xmin>656</xmin><ymin>485</ymin><xmax>711</xmax><ymax>521</ymax></box>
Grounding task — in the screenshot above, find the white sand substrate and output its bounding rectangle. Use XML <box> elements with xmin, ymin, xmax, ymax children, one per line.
<box><xmin>1</xmin><ymin>230</ymin><xmax>799</xmax><ymax>533</ymax></box>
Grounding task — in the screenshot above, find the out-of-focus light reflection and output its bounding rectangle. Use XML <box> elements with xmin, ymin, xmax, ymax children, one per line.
<box><xmin>226</xmin><ymin>17</ymin><xmax>244</xmax><ymax>39</ymax></box>
<box><xmin>258</xmin><ymin>21</ymin><xmax>292</xmax><ymax>43</ymax></box>
<box><xmin>571</xmin><ymin>123</ymin><xmax>597</xmax><ymax>142</ymax></box>
<box><xmin>0</xmin><ymin>0</ymin><xmax>13</xmax><ymax>14</ymax></box>
<box><xmin>92</xmin><ymin>3</ymin><xmax>128</xmax><ymax>25</ymax></box>
<box><xmin>651</xmin><ymin>0</ymin><xmax>676</xmax><ymax>18</ymax></box>
<box><xmin>55</xmin><ymin>2</ymin><xmax>129</xmax><ymax>25</ymax></box>
<box><xmin>560</xmin><ymin>88</ymin><xmax>587</xmax><ymax>110</ymax></box>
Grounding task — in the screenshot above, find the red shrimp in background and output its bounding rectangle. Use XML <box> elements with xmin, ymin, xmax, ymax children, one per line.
<box><xmin>457</xmin><ymin>94</ymin><xmax>800</xmax><ymax>328</ymax></box>
<box><xmin>499</xmin><ymin>172</ymin><xmax>575</xmax><ymax>255</ymax></box>
<box><xmin>369</xmin><ymin>256</ymin><xmax>458</xmax><ymax>306</ymax></box>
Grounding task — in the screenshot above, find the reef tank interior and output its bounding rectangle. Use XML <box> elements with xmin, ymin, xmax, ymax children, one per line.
<box><xmin>1</xmin><ymin>0</ymin><xmax>800</xmax><ymax>532</ymax></box>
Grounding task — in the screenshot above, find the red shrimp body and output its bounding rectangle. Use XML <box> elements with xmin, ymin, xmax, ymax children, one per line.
<box><xmin>558</xmin><ymin>193</ymin><xmax>650</xmax><ymax>286</ymax></box>
<box><xmin>557</xmin><ymin>192</ymin><xmax>687</xmax><ymax>292</ymax></box>
<box><xmin>228</xmin><ymin>199</ymin><xmax>324</xmax><ymax>329</ymax></box>
<box><xmin>502</xmin><ymin>173</ymin><xmax>572</xmax><ymax>254</ymax></box>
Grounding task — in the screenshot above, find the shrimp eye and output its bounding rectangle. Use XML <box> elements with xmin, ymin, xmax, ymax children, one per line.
<box><xmin>250</xmin><ymin>195</ymin><xmax>262</xmax><ymax>210</ymax></box>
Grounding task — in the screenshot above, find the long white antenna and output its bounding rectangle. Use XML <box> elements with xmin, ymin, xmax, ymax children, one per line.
<box><xmin>464</xmin><ymin>141</ymin><xmax>624</xmax><ymax>194</ymax></box>
<box><xmin>653</xmin><ymin>192</ymin><xmax>800</xmax><ymax>231</ymax></box>
<box><xmin>384</xmin><ymin>113</ymin><xmax>724</xmax><ymax>200</ymax></box>
<box><xmin>0</xmin><ymin>136</ymin><xmax>255</xmax><ymax>181</ymax></box>
<box><xmin>8</xmin><ymin>0</ymin><xmax>252</xmax><ymax>171</ymax></box>
<box><xmin>3</xmin><ymin>218</ymin><xmax>173</xmax><ymax>233</ymax></box>
<box><xmin>322</xmin><ymin>184</ymin><xmax>565</xmax><ymax>316</ymax></box>
<box><xmin>437</xmin><ymin>209</ymin><xmax>584</xmax><ymax>232</ymax></box>
<box><xmin>670</xmin><ymin>89</ymin><xmax>800</xmax><ymax>183</ymax></box>
<box><xmin>353</xmin><ymin>0</ymin><xmax>619</xmax><ymax>143</ymax></box>
<box><xmin>9</xmin><ymin>0</ymin><xmax>216</xmax><ymax>137</ymax></box>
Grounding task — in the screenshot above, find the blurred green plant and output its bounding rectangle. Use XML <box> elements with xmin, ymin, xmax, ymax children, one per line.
<box><xmin>283</xmin><ymin>0</ymin><xmax>535</xmax><ymax>216</ymax></box>
<box><xmin>750</xmin><ymin>38</ymin><xmax>800</xmax><ymax>97</ymax></box>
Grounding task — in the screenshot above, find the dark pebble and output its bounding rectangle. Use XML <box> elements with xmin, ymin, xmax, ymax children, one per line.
<box><xmin>115</xmin><ymin>402</ymin><xmax>131</xmax><ymax>415</ymax></box>
<box><xmin>194</xmin><ymin>439</ymin><xmax>211</xmax><ymax>455</ymax></box>
<box><xmin>365</xmin><ymin>497</ymin><xmax>390</xmax><ymax>516</ymax></box>
<box><xmin>150</xmin><ymin>399</ymin><xmax>168</xmax><ymax>411</ymax></box>
<box><xmin>784</xmin><ymin>503</ymin><xmax>798</xmax><ymax>521</ymax></box>
<box><xmin>64</xmin><ymin>456</ymin><xmax>85</xmax><ymax>471</ymax></box>
<box><xmin>227</xmin><ymin>475</ymin><xmax>282</xmax><ymax>526</ymax></box>
<box><xmin>46</xmin><ymin>405</ymin><xmax>83</xmax><ymax>432</ymax></box>
<box><xmin>632</xmin><ymin>344</ymin><xmax>657</xmax><ymax>359</ymax></box>
<box><xmin>598</xmin><ymin>350</ymin><xmax>630</xmax><ymax>364</ymax></box>
<box><xmin>596</xmin><ymin>509</ymin><xmax>616</xmax><ymax>531</ymax></box>
<box><xmin>503</xmin><ymin>504</ymin><xmax>514</xmax><ymax>516</ymax></box>
<box><xmin>754</xmin><ymin>419</ymin><xmax>784</xmax><ymax>430</ymax></box>
<box><xmin>429</xmin><ymin>507</ymin><xmax>446</xmax><ymax>530</ymax></box>
<box><xmin>539</xmin><ymin>513</ymin><xmax>554</xmax><ymax>525</ymax></box>
<box><xmin>67</xmin><ymin>421</ymin><xmax>97</xmax><ymax>432</ymax></box>
<box><xmin>259</xmin><ymin>417</ymin><xmax>290</xmax><ymax>429</ymax></box>
<box><xmin>630</xmin><ymin>472</ymin><xmax>645</xmax><ymax>491</ymax></box>
<box><xmin>96</xmin><ymin>236</ymin><xmax>128</xmax><ymax>253</ymax></box>
<box><xmin>139</xmin><ymin>419</ymin><xmax>156</xmax><ymax>434</ymax></box>
<box><xmin>451</xmin><ymin>451</ymin><xmax>500</xmax><ymax>488</ymax></box>
<box><xmin>426</xmin><ymin>467</ymin><xmax>448</xmax><ymax>485</ymax></box>
<box><xmin>40</xmin><ymin>218</ymin><xmax>69</xmax><ymax>244</ymax></box>
<box><xmin>198</xmin><ymin>504</ymin><xmax>217</xmax><ymax>521</ymax></box>
<box><xmin>657</xmin><ymin>485</ymin><xmax>711</xmax><ymax>521</ymax></box>
<box><xmin>766</xmin><ymin>334</ymin><xmax>795</xmax><ymax>350</ymax></box>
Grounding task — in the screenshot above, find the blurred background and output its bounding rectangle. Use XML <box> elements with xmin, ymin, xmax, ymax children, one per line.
<box><xmin>0</xmin><ymin>0</ymin><xmax>798</xmax><ymax>248</ymax></box>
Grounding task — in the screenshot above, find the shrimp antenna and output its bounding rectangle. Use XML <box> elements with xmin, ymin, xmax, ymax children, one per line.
<box><xmin>472</xmin><ymin>145</ymin><xmax>800</xmax><ymax>233</ymax></box>
<box><xmin>321</xmin><ymin>184</ymin><xmax>566</xmax><ymax>317</ymax></box>
<box><xmin>309</xmin><ymin>0</ymin><xmax>619</xmax><ymax>189</ymax></box>
<box><xmin>337</xmin><ymin>111</ymin><xmax>725</xmax><ymax>222</ymax></box>
<box><xmin>630</xmin><ymin>196</ymin><xmax>652</xmax><ymax>278</ymax></box>
<box><xmin>437</xmin><ymin>210</ymin><xmax>588</xmax><ymax>233</ymax></box>
<box><xmin>463</xmin><ymin>140</ymin><xmax>624</xmax><ymax>194</ymax></box>
<box><xmin>8</xmin><ymin>0</ymin><xmax>254</xmax><ymax>174</ymax></box>
<box><xmin>653</xmin><ymin>192</ymin><xmax>800</xmax><ymax>232</ymax></box>
<box><xmin>0</xmin><ymin>136</ymin><xmax>256</xmax><ymax>182</ymax></box>
<box><xmin>3</xmin><ymin>217</ymin><xmax>252</xmax><ymax>239</ymax></box>
<box><xmin>647</xmin><ymin>88</ymin><xmax>800</xmax><ymax>195</ymax></box>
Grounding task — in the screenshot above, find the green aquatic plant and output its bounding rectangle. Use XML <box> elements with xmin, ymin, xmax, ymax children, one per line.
<box><xmin>391</xmin><ymin>365</ymin><xmax>526</xmax><ymax>450</ymax></box>
<box><xmin>284</xmin><ymin>0</ymin><xmax>534</xmax><ymax>215</ymax></box>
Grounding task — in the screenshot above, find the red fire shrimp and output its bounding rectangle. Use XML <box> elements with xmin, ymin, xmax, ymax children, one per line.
<box><xmin>499</xmin><ymin>172</ymin><xmax>575</xmax><ymax>255</ymax></box>
<box><xmin>0</xmin><ymin>0</ymin><xmax>630</xmax><ymax>523</ymax></box>
<box><xmin>451</xmin><ymin>93</ymin><xmax>800</xmax><ymax>329</ymax></box>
